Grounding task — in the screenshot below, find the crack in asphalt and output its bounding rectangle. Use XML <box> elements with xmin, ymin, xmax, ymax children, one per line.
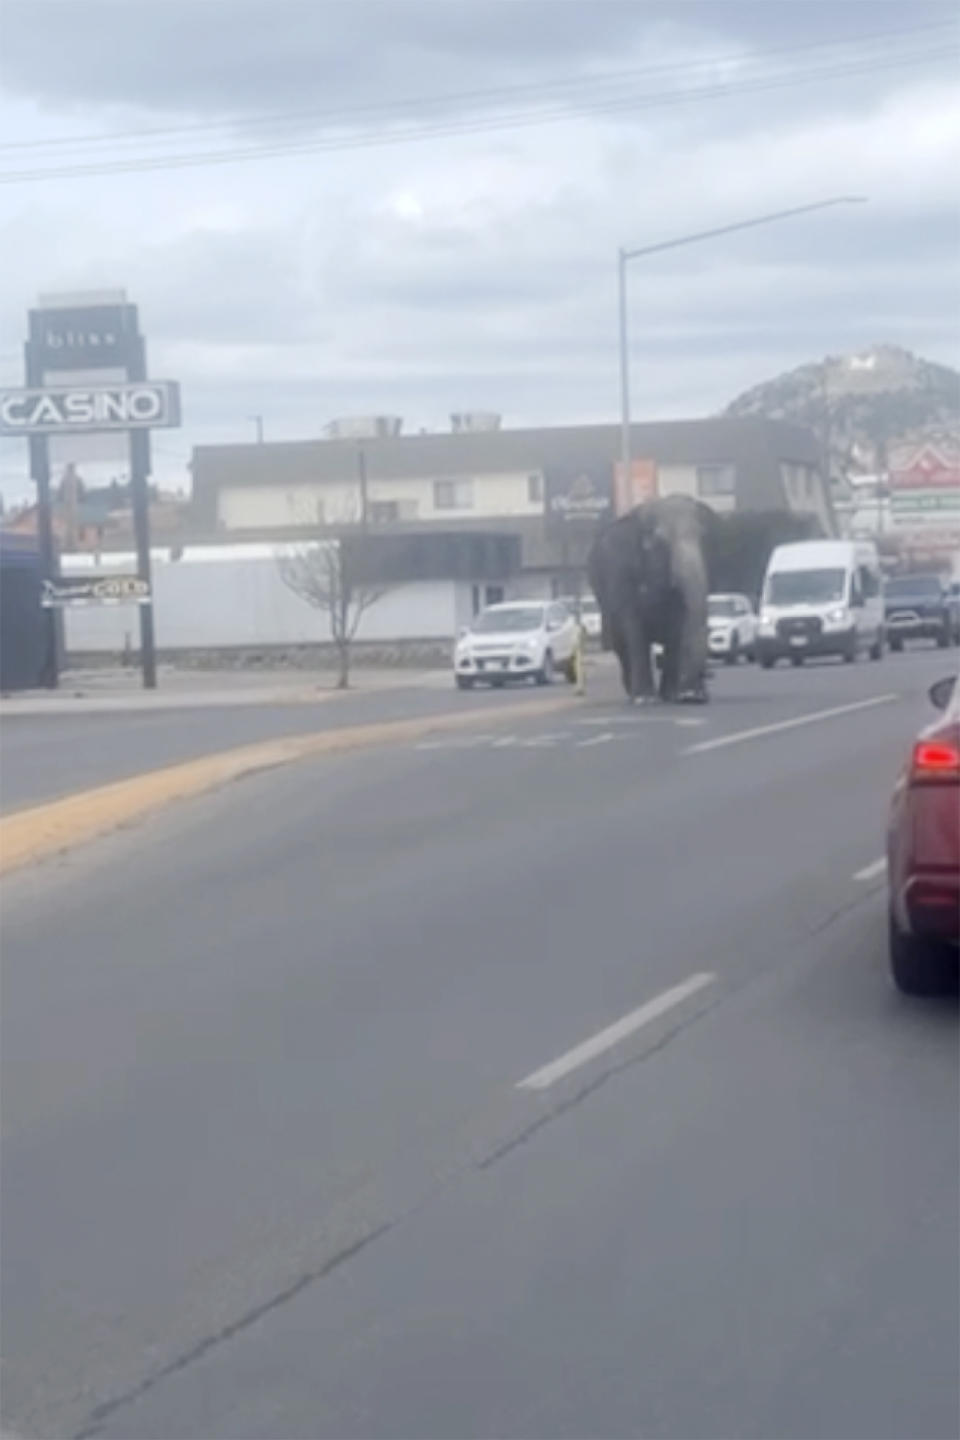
<box><xmin>71</xmin><ymin>1223</ymin><xmax>393</xmax><ymax>1440</ymax></box>
<box><xmin>66</xmin><ymin>884</ymin><xmax>886</xmax><ymax>1439</ymax></box>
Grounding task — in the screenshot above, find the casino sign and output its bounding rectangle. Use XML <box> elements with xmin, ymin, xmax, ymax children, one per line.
<box><xmin>0</xmin><ymin>380</ymin><xmax>180</xmax><ymax>436</ymax></box>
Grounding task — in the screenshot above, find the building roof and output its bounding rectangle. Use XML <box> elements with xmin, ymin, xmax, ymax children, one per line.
<box><xmin>191</xmin><ymin>416</ymin><xmax>821</xmax><ymax>526</ymax></box>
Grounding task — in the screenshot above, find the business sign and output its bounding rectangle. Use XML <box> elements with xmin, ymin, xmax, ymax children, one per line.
<box><xmin>28</xmin><ymin>302</ymin><xmax>141</xmax><ymax>373</ymax></box>
<box><xmin>0</xmin><ymin>381</ymin><xmax>181</xmax><ymax>436</ymax></box>
<box><xmin>613</xmin><ymin>457</ymin><xmax>658</xmax><ymax>514</ymax></box>
<box><xmin>888</xmin><ymin>438</ymin><xmax>960</xmax><ymax>533</ymax></box>
<box><xmin>545</xmin><ymin>463</ymin><xmax>613</xmax><ymax>524</ymax></box>
<box><xmin>41</xmin><ymin>574</ymin><xmax>151</xmax><ymax>608</ymax></box>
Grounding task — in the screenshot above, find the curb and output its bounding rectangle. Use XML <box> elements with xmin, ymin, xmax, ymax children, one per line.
<box><xmin>0</xmin><ymin>694</ymin><xmax>578</xmax><ymax>875</ymax></box>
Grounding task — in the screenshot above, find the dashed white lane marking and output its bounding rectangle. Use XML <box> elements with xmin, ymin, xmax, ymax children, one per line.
<box><xmin>518</xmin><ymin>733</ymin><xmax>571</xmax><ymax>748</ymax></box>
<box><xmin>854</xmin><ymin>857</ymin><xmax>887</xmax><ymax>882</ymax></box>
<box><xmin>674</xmin><ymin>717</ymin><xmax>706</xmax><ymax>727</ymax></box>
<box><xmin>576</xmin><ymin>732</ymin><xmax>615</xmax><ymax>748</ymax></box>
<box><xmin>516</xmin><ymin>973</ymin><xmax>717</xmax><ymax>1092</ymax></box>
<box><xmin>684</xmin><ymin>693</ymin><xmax>899</xmax><ymax>755</ymax></box>
<box><xmin>491</xmin><ymin>735</ymin><xmax>518</xmax><ymax>747</ymax></box>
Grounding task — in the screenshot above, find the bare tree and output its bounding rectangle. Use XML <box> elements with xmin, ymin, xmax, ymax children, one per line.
<box><xmin>276</xmin><ymin>539</ymin><xmax>390</xmax><ymax>688</ymax></box>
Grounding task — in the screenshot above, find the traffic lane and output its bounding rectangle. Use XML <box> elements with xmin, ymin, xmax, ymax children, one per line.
<box><xmin>2</xmin><ymin>648</ymin><xmax>931</xmax><ymax>1139</ymax></box>
<box><xmin>92</xmin><ymin>895</ymin><xmax>959</xmax><ymax>1440</ymax></box>
<box><xmin>689</xmin><ymin>640</ymin><xmax>952</xmax><ymax>735</ymax></box>
<box><xmin>0</xmin><ymin>665</ymin><xmax>940</xmax><ymax>1437</ymax></box>
<box><xmin>0</xmin><ymin>677</ymin><xmax>575</xmax><ymax>813</ymax></box>
<box><xmin>0</xmin><ymin>641</ymin><xmax>943</xmax><ymax>814</ymax></box>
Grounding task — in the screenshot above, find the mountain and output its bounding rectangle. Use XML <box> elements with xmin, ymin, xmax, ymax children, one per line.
<box><xmin>725</xmin><ymin>345</ymin><xmax>960</xmax><ymax>483</ymax></box>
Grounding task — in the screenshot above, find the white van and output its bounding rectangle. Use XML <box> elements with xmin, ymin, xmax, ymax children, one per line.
<box><xmin>756</xmin><ymin>540</ymin><xmax>884</xmax><ymax>667</ymax></box>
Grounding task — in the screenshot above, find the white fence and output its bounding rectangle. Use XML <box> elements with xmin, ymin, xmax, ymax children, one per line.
<box><xmin>61</xmin><ymin>545</ymin><xmax>467</xmax><ymax>652</ymax></box>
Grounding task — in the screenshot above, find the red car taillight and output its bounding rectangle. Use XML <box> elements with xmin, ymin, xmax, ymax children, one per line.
<box><xmin>911</xmin><ymin>738</ymin><xmax>960</xmax><ymax>783</ymax></box>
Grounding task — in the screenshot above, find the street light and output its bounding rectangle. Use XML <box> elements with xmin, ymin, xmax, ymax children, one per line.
<box><xmin>617</xmin><ymin>195</ymin><xmax>867</xmax><ymax>504</ymax></box>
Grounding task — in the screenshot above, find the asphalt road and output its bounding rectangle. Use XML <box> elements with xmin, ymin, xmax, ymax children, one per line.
<box><xmin>0</xmin><ymin>677</ymin><xmax>549</xmax><ymax>813</ymax></box>
<box><xmin>2</xmin><ymin>648</ymin><xmax>958</xmax><ymax>1440</ymax></box>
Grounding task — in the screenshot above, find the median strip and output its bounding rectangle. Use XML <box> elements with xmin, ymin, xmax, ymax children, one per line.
<box><xmin>0</xmin><ymin>695</ymin><xmax>577</xmax><ymax>875</ymax></box>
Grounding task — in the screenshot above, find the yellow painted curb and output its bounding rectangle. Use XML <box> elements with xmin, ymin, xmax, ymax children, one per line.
<box><xmin>0</xmin><ymin>694</ymin><xmax>578</xmax><ymax>875</ymax></box>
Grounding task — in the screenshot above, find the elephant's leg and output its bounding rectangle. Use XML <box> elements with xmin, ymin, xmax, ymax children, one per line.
<box><xmin>655</xmin><ymin>598</ymin><xmax>681</xmax><ymax>701</ymax></box>
<box><xmin>676</xmin><ymin>607</ymin><xmax>710</xmax><ymax>701</ymax></box>
<box><xmin>614</xmin><ymin>639</ymin><xmax>631</xmax><ymax>696</ymax></box>
<box><xmin>659</xmin><ymin>641</ymin><xmax>679</xmax><ymax>701</ymax></box>
<box><xmin>623</xmin><ymin>610</ymin><xmax>654</xmax><ymax>702</ymax></box>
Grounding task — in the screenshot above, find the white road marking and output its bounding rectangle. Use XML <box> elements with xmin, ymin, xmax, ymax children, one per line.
<box><xmin>491</xmin><ymin>735</ymin><xmax>518</xmax><ymax>747</ymax></box>
<box><xmin>516</xmin><ymin>973</ymin><xmax>716</xmax><ymax>1092</ymax></box>
<box><xmin>674</xmin><ymin>717</ymin><xmax>706</xmax><ymax>727</ymax></box>
<box><xmin>854</xmin><ymin>857</ymin><xmax>887</xmax><ymax>882</ymax></box>
<box><xmin>577</xmin><ymin>732</ymin><xmax>615</xmax><ymax>748</ymax></box>
<box><xmin>575</xmin><ymin>714</ymin><xmax>663</xmax><ymax>726</ymax></box>
<box><xmin>416</xmin><ymin>735</ymin><xmax>494</xmax><ymax>751</ymax></box>
<box><xmin>684</xmin><ymin>693</ymin><xmax>898</xmax><ymax>755</ymax></box>
<box><xmin>518</xmin><ymin>733</ymin><xmax>570</xmax><ymax>748</ymax></box>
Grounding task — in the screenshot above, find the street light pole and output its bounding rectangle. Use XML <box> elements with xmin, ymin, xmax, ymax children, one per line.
<box><xmin>618</xmin><ymin>247</ymin><xmax>631</xmax><ymax>514</ymax></box>
<box><xmin>617</xmin><ymin>195</ymin><xmax>866</xmax><ymax>506</ymax></box>
<box><xmin>250</xmin><ymin>414</ymin><xmax>264</xmax><ymax>444</ymax></box>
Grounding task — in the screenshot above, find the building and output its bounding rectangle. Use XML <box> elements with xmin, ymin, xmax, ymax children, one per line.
<box><xmin>53</xmin><ymin>415</ymin><xmax>830</xmax><ymax>662</ymax></box>
<box><xmin>190</xmin><ymin>414</ymin><xmax>831</xmax><ymax>545</ymax></box>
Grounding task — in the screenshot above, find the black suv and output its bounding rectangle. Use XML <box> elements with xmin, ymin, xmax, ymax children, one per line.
<box><xmin>884</xmin><ymin>573</ymin><xmax>958</xmax><ymax>651</ymax></box>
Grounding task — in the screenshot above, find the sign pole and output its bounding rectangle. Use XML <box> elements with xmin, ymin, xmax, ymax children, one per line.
<box><xmin>129</xmin><ymin>428</ymin><xmax>157</xmax><ymax>688</ymax></box>
<box><xmin>24</xmin><ymin>331</ymin><xmax>59</xmax><ymax>688</ymax></box>
<box><xmin>127</xmin><ymin>333</ymin><xmax>157</xmax><ymax>688</ymax></box>
<box><xmin>28</xmin><ymin>433</ymin><xmax>60</xmax><ymax>687</ymax></box>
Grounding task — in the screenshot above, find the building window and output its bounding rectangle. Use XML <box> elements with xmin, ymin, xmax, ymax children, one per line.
<box><xmin>696</xmin><ymin>464</ymin><xmax>736</xmax><ymax>498</ymax></box>
<box><xmin>369</xmin><ymin>498</ymin><xmax>419</xmax><ymax>523</ymax></box>
<box><xmin>527</xmin><ymin>473</ymin><xmax>544</xmax><ymax>504</ymax></box>
<box><xmin>434</xmin><ymin>478</ymin><xmax>473</xmax><ymax>510</ymax></box>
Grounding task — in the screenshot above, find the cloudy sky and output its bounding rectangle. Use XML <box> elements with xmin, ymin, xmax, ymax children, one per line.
<box><xmin>1</xmin><ymin>0</ymin><xmax>958</xmax><ymax>502</ymax></box>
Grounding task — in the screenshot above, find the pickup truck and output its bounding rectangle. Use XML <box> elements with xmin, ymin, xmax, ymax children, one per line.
<box><xmin>884</xmin><ymin>574</ymin><xmax>959</xmax><ymax>651</ymax></box>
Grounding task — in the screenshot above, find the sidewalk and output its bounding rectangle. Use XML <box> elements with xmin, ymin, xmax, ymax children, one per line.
<box><xmin>0</xmin><ymin>665</ymin><xmax>454</xmax><ymax>716</ymax></box>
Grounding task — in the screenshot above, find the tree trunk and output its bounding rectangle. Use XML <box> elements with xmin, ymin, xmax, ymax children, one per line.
<box><xmin>336</xmin><ymin>639</ymin><xmax>350</xmax><ymax>689</ymax></box>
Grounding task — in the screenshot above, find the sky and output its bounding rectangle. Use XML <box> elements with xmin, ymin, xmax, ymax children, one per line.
<box><xmin>0</xmin><ymin>0</ymin><xmax>958</xmax><ymax>503</ymax></box>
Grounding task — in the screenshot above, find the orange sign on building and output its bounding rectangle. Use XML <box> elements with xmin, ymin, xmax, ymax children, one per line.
<box><xmin>613</xmin><ymin>457</ymin><xmax>658</xmax><ymax>514</ymax></box>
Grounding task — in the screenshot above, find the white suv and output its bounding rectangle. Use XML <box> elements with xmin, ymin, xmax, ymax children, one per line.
<box><xmin>708</xmin><ymin>593</ymin><xmax>758</xmax><ymax>665</ymax></box>
<box><xmin>454</xmin><ymin>601</ymin><xmax>579</xmax><ymax>689</ymax></box>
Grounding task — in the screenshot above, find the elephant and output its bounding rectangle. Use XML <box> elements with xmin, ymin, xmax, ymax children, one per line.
<box><xmin>588</xmin><ymin>495</ymin><xmax>713</xmax><ymax>703</ymax></box>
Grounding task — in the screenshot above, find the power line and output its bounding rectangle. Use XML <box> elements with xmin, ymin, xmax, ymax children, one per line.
<box><xmin>1</xmin><ymin>44</ymin><xmax>952</xmax><ymax>185</ymax></box>
<box><xmin>0</xmin><ymin>17</ymin><xmax>953</xmax><ymax>158</ymax></box>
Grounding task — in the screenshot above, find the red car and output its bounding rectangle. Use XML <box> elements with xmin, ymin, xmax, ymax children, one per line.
<box><xmin>887</xmin><ymin>674</ymin><xmax>960</xmax><ymax>993</ymax></box>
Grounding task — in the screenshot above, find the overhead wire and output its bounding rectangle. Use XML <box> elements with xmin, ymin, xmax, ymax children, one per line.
<box><xmin>0</xmin><ymin>16</ymin><xmax>954</xmax><ymax>159</ymax></box>
<box><xmin>1</xmin><ymin>28</ymin><xmax>955</xmax><ymax>184</ymax></box>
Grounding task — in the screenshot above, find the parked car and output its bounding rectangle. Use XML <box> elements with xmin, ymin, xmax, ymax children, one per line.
<box><xmin>887</xmin><ymin>674</ymin><xmax>959</xmax><ymax>994</ymax></box>
<box><xmin>454</xmin><ymin>601</ymin><xmax>579</xmax><ymax>688</ymax></box>
<box><xmin>707</xmin><ymin>593</ymin><xmax>757</xmax><ymax>664</ymax></box>
<box><xmin>884</xmin><ymin>573</ymin><xmax>958</xmax><ymax>651</ymax></box>
<box><xmin>756</xmin><ymin>539</ymin><xmax>884</xmax><ymax>667</ymax></box>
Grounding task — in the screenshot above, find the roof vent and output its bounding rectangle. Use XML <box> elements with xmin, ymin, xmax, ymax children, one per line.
<box><xmin>324</xmin><ymin>415</ymin><xmax>403</xmax><ymax>441</ymax></box>
<box><xmin>450</xmin><ymin>412</ymin><xmax>501</xmax><ymax>434</ymax></box>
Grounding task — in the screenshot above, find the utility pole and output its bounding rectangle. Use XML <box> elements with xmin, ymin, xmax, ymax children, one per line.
<box><xmin>250</xmin><ymin>414</ymin><xmax>264</xmax><ymax>444</ymax></box>
<box><xmin>357</xmin><ymin>446</ymin><xmax>369</xmax><ymax>530</ymax></box>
